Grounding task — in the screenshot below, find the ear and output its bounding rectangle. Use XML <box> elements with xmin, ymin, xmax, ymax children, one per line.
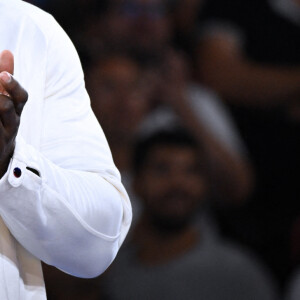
<box><xmin>0</xmin><ymin>50</ymin><xmax>14</xmax><ymax>75</ymax></box>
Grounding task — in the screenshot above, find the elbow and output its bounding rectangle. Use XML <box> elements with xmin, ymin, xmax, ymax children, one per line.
<box><xmin>75</xmin><ymin>247</ymin><xmax>118</xmax><ymax>279</ymax></box>
<box><xmin>47</xmin><ymin>233</ymin><xmax>121</xmax><ymax>279</ymax></box>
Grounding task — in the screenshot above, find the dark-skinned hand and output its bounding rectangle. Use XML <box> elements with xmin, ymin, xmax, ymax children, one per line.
<box><xmin>0</xmin><ymin>50</ymin><xmax>28</xmax><ymax>178</ymax></box>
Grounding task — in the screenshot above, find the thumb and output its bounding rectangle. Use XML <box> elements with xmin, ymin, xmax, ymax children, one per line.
<box><xmin>0</xmin><ymin>50</ymin><xmax>14</xmax><ymax>75</ymax></box>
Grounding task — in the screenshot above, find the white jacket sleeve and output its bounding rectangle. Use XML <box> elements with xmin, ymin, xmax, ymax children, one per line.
<box><xmin>0</xmin><ymin>14</ymin><xmax>132</xmax><ymax>278</ymax></box>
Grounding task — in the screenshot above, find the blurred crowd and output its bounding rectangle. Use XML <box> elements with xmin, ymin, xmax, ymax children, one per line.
<box><xmin>26</xmin><ymin>0</ymin><xmax>300</xmax><ymax>299</ymax></box>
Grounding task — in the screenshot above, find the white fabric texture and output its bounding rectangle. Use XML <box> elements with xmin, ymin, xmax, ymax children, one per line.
<box><xmin>0</xmin><ymin>0</ymin><xmax>132</xmax><ymax>299</ymax></box>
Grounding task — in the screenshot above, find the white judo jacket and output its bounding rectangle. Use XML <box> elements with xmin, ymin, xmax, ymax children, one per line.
<box><xmin>0</xmin><ymin>0</ymin><xmax>132</xmax><ymax>299</ymax></box>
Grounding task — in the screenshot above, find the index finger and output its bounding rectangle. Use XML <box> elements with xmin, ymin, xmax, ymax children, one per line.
<box><xmin>0</xmin><ymin>50</ymin><xmax>14</xmax><ymax>75</ymax></box>
<box><xmin>0</xmin><ymin>72</ymin><xmax>28</xmax><ymax>116</ymax></box>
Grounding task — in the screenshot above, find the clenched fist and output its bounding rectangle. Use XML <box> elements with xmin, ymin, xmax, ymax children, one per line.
<box><xmin>0</xmin><ymin>50</ymin><xmax>28</xmax><ymax>178</ymax></box>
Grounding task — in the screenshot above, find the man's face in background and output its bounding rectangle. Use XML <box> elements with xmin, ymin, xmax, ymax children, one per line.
<box><xmin>87</xmin><ymin>56</ymin><xmax>151</xmax><ymax>141</ymax></box>
<box><xmin>136</xmin><ymin>144</ymin><xmax>207</xmax><ymax>230</ymax></box>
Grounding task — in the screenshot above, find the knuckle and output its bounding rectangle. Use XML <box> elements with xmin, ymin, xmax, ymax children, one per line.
<box><xmin>15</xmin><ymin>87</ymin><xmax>28</xmax><ymax>104</ymax></box>
<box><xmin>0</xmin><ymin>99</ymin><xmax>14</xmax><ymax>113</ymax></box>
<box><xmin>7</xmin><ymin>77</ymin><xmax>28</xmax><ymax>103</ymax></box>
<box><xmin>23</xmin><ymin>89</ymin><xmax>28</xmax><ymax>102</ymax></box>
<box><xmin>10</xmin><ymin>77</ymin><xmax>18</xmax><ymax>89</ymax></box>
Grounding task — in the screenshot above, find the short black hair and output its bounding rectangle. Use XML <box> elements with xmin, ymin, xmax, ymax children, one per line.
<box><xmin>133</xmin><ymin>127</ymin><xmax>201</xmax><ymax>174</ymax></box>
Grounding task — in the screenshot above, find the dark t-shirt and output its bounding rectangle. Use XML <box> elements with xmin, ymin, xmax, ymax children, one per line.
<box><xmin>102</xmin><ymin>227</ymin><xmax>278</xmax><ymax>300</ymax></box>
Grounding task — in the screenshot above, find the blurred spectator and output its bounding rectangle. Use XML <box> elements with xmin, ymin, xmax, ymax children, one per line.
<box><xmin>83</xmin><ymin>48</ymin><xmax>254</xmax><ymax>241</ymax></box>
<box><xmin>142</xmin><ymin>49</ymin><xmax>253</xmax><ymax>204</ymax></box>
<box><xmin>121</xmin><ymin>0</ymin><xmax>172</xmax><ymax>62</ymax></box>
<box><xmin>101</xmin><ymin>128</ymin><xmax>278</xmax><ymax>300</ymax></box>
<box><xmin>74</xmin><ymin>0</ymin><xmax>173</xmax><ymax>66</ymax></box>
<box><xmin>85</xmin><ymin>49</ymin><xmax>253</xmax><ymax>222</ymax></box>
<box><xmin>86</xmin><ymin>54</ymin><xmax>151</xmax><ymax>154</ymax></box>
<box><xmin>197</xmin><ymin>0</ymin><xmax>300</xmax><ymax>284</ymax></box>
<box><xmin>116</xmin><ymin>0</ymin><xmax>173</xmax><ymax>63</ymax></box>
<box><xmin>85</xmin><ymin>54</ymin><xmax>152</xmax><ymax>218</ymax></box>
<box><xmin>86</xmin><ymin>54</ymin><xmax>152</xmax><ymax>170</ymax></box>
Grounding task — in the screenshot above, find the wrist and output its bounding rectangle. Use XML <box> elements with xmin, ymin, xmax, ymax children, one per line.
<box><xmin>0</xmin><ymin>157</ymin><xmax>10</xmax><ymax>178</ymax></box>
<box><xmin>0</xmin><ymin>144</ymin><xmax>15</xmax><ymax>179</ymax></box>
